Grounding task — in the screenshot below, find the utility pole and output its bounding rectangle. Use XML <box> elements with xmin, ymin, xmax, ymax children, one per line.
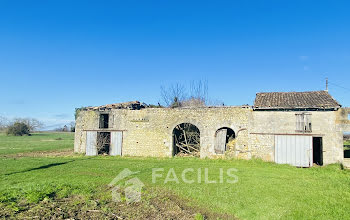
<box><xmin>325</xmin><ymin>78</ymin><xmax>328</xmax><ymax>92</ymax></box>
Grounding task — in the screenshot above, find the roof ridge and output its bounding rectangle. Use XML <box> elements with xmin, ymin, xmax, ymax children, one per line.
<box><xmin>257</xmin><ymin>90</ymin><xmax>326</xmax><ymax>94</ymax></box>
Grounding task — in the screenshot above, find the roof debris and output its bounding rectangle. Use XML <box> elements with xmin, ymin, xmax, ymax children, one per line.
<box><xmin>84</xmin><ymin>101</ymin><xmax>147</xmax><ymax>111</ymax></box>
<box><xmin>82</xmin><ymin>91</ymin><xmax>342</xmax><ymax>111</ymax></box>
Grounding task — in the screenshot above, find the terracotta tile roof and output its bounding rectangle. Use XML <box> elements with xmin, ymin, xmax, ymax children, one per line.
<box><xmin>253</xmin><ymin>91</ymin><xmax>341</xmax><ymax>110</ymax></box>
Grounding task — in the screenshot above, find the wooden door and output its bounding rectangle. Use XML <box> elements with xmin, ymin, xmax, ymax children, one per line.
<box><xmin>215</xmin><ymin>129</ymin><xmax>227</xmax><ymax>154</ymax></box>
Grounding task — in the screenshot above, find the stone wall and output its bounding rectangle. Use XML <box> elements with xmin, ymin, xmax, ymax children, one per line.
<box><xmin>338</xmin><ymin>108</ymin><xmax>350</xmax><ymax>132</ymax></box>
<box><xmin>249</xmin><ymin>110</ymin><xmax>345</xmax><ymax>164</ymax></box>
<box><xmin>74</xmin><ymin>106</ymin><xmax>349</xmax><ymax>165</ymax></box>
<box><xmin>74</xmin><ymin>107</ymin><xmax>250</xmax><ymax>158</ymax></box>
<box><xmin>74</xmin><ymin>110</ymin><xmax>99</xmax><ymax>153</ymax></box>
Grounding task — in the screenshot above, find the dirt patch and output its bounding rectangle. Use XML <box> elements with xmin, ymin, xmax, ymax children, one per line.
<box><xmin>0</xmin><ymin>148</ymin><xmax>74</xmax><ymax>158</ymax></box>
<box><xmin>147</xmin><ymin>188</ymin><xmax>236</xmax><ymax>220</ymax></box>
<box><xmin>0</xmin><ymin>187</ymin><xmax>236</xmax><ymax>220</ymax></box>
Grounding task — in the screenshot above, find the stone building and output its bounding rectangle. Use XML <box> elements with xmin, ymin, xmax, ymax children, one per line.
<box><xmin>74</xmin><ymin>91</ymin><xmax>350</xmax><ymax>167</ymax></box>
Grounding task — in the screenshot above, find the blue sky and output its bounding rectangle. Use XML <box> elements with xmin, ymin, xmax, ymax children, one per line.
<box><xmin>0</xmin><ymin>0</ymin><xmax>349</xmax><ymax>129</ymax></box>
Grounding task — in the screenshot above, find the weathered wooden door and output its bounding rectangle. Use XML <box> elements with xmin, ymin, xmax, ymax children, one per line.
<box><xmin>86</xmin><ymin>131</ymin><xmax>97</xmax><ymax>156</ymax></box>
<box><xmin>215</xmin><ymin>129</ymin><xmax>227</xmax><ymax>154</ymax></box>
<box><xmin>275</xmin><ymin>135</ymin><xmax>312</xmax><ymax>167</ymax></box>
<box><xmin>110</xmin><ymin>131</ymin><xmax>122</xmax><ymax>156</ymax></box>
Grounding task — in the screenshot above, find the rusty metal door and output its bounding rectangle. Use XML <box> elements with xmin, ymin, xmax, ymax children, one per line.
<box><xmin>86</xmin><ymin>131</ymin><xmax>97</xmax><ymax>156</ymax></box>
<box><xmin>110</xmin><ymin>131</ymin><xmax>122</xmax><ymax>156</ymax></box>
<box><xmin>215</xmin><ymin>129</ymin><xmax>227</xmax><ymax>154</ymax></box>
<box><xmin>275</xmin><ymin>135</ymin><xmax>312</xmax><ymax>167</ymax></box>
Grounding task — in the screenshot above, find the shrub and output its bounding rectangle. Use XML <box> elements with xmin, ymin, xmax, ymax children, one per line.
<box><xmin>6</xmin><ymin>122</ymin><xmax>30</xmax><ymax>136</ymax></box>
<box><xmin>13</xmin><ymin>118</ymin><xmax>43</xmax><ymax>132</ymax></box>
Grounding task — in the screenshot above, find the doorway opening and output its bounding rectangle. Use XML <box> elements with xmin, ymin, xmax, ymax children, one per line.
<box><xmin>313</xmin><ymin>137</ymin><xmax>323</xmax><ymax>166</ymax></box>
<box><xmin>97</xmin><ymin>132</ymin><xmax>111</xmax><ymax>155</ymax></box>
<box><xmin>214</xmin><ymin>127</ymin><xmax>235</xmax><ymax>154</ymax></box>
<box><xmin>344</xmin><ymin>132</ymin><xmax>350</xmax><ymax>158</ymax></box>
<box><xmin>173</xmin><ymin>123</ymin><xmax>200</xmax><ymax>157</ymax></box>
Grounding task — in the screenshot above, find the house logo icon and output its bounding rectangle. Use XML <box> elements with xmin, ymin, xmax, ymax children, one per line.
<box><xmin>108</xmin><ymin>168</ymin><xmax>144</xmax><ymax>204</ymax></box>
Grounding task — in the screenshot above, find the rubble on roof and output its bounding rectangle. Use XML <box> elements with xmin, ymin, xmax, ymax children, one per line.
<box><xmin>85</xmin><ymin>101</ymin><xmax>147</xmax><ymax>111</ymax></box>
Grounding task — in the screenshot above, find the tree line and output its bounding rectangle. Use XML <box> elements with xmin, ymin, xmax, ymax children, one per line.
<box><xmin>0</xmin><ymin>117</ymin><xmax>43</xmax><ymax>136</ymax></box>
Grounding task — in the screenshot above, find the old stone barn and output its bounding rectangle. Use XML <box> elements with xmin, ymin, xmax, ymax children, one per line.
<box><xmin>74</xmin><ymin>91</ymin><xmax>350</xmax><ymax>167</ymax></box>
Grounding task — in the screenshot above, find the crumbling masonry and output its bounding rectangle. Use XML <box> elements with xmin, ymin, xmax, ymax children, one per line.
<box><xmin>74</xmin><ymin>91</ymin><xmax>350</xmax><ymax>167</ymax></box>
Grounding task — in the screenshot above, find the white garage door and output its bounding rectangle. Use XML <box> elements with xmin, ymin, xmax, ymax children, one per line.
<box><xmin>86</xmin><ymin>131</ymin><xmax>97</xmax><ymax>156</ymax></box>
<box><xmin>275</xmin><ymin>135</ymin><xmax>312</xmax><ymax>167</ymax></box>
<box><xmin>110</xmin><ymin>131</ymin><xmax>122</xmax><ymax>156</ymax></box>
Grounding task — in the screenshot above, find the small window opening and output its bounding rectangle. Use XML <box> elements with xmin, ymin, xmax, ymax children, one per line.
<box><xmin>215</xmin><ymin>127</ymin><xmax>235</xmax><ymax>154</ymax></box>
<box><xmin>99</xmin><ymin>114</ymin><xmax>109</xmax><ymax>129</ymax></box>
<box><xmin>97</xmin><ymin>132</ymin><xmax>110</xmax><ymax>155</ymax></box>
<box><xmin>313</xmin><ymin>137</ymin><xmax>323</xmax><ymax>166</ymax></box>
<box><xmin>296</xmin><ymin>113</ymin><xmax>312</xmax><ymax>132</ymax></box>
<box><xmin>344</xmin><ymin>132</ymin><xmax>350</xmax><ymax>158</ymax></box>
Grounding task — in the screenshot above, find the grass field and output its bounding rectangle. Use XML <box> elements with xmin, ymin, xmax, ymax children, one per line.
<box><xmin>0</xmin><ymin>132</ymin><xmax>74</xmax><ymax>155</ymax></box>
<box><xmin>0</xmin><ymin>133</ymin><xmax>350</xmax><ymax>219</ymax></box>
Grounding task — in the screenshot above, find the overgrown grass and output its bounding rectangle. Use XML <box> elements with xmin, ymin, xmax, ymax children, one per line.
<box><xmin>0</xmin><ymin>132</ymin><xmax>74</xmax><ymax>155</ymax></box>
<box><xmin>1</xmin><ymin>156</ymin><xmax>349</xmax><ymax>219</ymax></box>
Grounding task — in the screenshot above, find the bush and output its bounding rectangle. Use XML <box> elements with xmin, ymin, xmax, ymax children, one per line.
<box><xmin>6</xmin><ymin>122</ymin><xmax>30</xmax><ymax>136</ymax></box>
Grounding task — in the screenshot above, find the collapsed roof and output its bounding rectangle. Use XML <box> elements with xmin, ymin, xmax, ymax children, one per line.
<box><xmin>84</xmin><ymin>101</ymin><xmax>147</xmax><ymax>111</ymax></box>
<box><xmin>83</xmin><ymin>91</ymin><xmax>342</xmax><ymax>111</ymax></box>
<box><xmin>253</xmin><ymin>91</ymin><xmax>341</xmax><ymax>110</ymax></box>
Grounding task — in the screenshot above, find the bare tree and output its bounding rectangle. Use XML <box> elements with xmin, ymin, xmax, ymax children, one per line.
<box><xmin>54</xmin><ymin>127</ymin><xmax>64</xmax><ymax>132</ymax></box>
<box><xmin>69</xmin><ymin>121</ymin><xmax>75</xmax><ymax>132</ymax></box>
<box><xmin>0</xmin><ymin>116</ymin><xmax>8</xmax><ymax>131</ymax></box>
<box><xmin>161</xmin><ymin>81</ymin><xmax>209</xmax><ymax>108</ymax></box>
<box><xmin>161</xmin><ymin>83</ymin><xmax>186</xmax><ymax>107</ymax></box>
<box><xmin>206</xmin><ymin>98</ymin><xmax>225</xmax><ymax>107</ymax></box>
<box><xmin>189</xmin><ymin>80</ymin><xmax>208</xmax><ymax>104</ymax></box>
<box><xmin>13</xmin><ymin>118</ymin><xmax>43</xmax><ymax>132</ymax></box>
<box><xmin>181</xmin><ymin>97</ymin><xmax>205</xmax><ymax>107</ymax></box>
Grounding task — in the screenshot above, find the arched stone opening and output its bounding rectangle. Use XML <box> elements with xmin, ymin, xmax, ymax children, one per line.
<box><xmin>214</xmin><ymin>127</ymin><xmax>235</xmax><ymax>154</ymax></box>
<box><xmin>173</xmin><ymin>123</ymin><xmax>200</xmax><ymax>157</ymax></box>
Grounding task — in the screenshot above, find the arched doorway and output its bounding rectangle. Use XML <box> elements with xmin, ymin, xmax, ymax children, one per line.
<box><xmin>173</xmin><ymin>123</ymin><xmax>200</xmax><ymax>157</ymax></box>
<box><xmin>215</xmin><ymin>127</ymin><xmax>235</xmax><ymax>154</ymax></box>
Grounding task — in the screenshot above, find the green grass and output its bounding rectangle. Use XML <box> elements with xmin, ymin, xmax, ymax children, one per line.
<box><xmin>0</xmin><ymin>132</ymin><xmax>74</xmax><ymax>155</ymax></box>
<box><xmin>344</xmin><ymin>140</ymin><xmax>350</xmax><ymax>146</ymax></box>
<box><xmin>0</xmin><ymin>133</ymin><xmax>350</xmax><ymax>219</ymax></box>
<box><xmin>1</xmin><ymin>156</ymin><xmax>349</xmax><ymax>219</ymax></box>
